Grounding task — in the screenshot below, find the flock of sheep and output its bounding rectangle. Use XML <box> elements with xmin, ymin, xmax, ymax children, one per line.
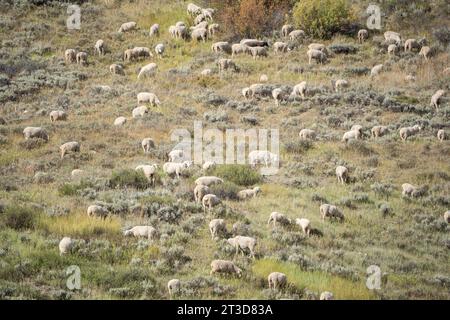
<box><xmin>17</xmin><ymin>1</ymin><xmax>449</xmax><ymax>299</ymax></box>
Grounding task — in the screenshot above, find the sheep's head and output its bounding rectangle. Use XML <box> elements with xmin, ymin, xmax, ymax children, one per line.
<box><xmin>254</xmin><ymin>186</ymin><xmax>261</xmax><ymax>194</ymax></box>
<box><xmin>123</xmin><ymin>230</ymin><xmax>132</xmax><ymax>236</ymax></box>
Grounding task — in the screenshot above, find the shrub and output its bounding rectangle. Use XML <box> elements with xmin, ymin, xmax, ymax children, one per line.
<box><xmin>109</xmin><ymin>169</ymin><xmax>150</xmax><ymax>189</ymax></box>
<box><xmin>371</xmin><ymin>183</ymin><xmax>393</xmax><ymax>200</ymax></box>
<box><xmin>209</xmin><ymin>181</ymin><xmax>240</xmax><ymax>200</ymax></box>
<box><xmin>292</xmin><ymin>0</ymin><xmax>356</xmax><ymax>39</ymax></box>
<box><xmin>0</xmin><ymin>205</ymin><xmax>36</xmax><ymax>230</ymax></box>
<box><xmin>284</xmin><ymin>140</ymin><xmax>313</xmax><ymax>154</ymax></box>
<box><xmin>210</xmin><ymin>164</ymin><xmax>261</xmax><ymax>186</ymax></box>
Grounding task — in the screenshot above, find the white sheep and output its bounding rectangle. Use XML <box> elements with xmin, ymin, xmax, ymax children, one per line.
<box><xmin>195</xmin><ymin>176</ymin><xmax>223</xmax><ymax>186</ymax></box>
<box><xmin>342</xmin><ymin>129</ymin><xmax>362</xmax><ymax>143</ymax></box>
<box><xmin>209</xmin><ymin>219</ymin><xmax>226</xmax><ymax>239</ymax></box>
<box><xmin>87</xmin><ymin>204</ymin><xmax>108</xmax><ymax>219</ymax></box>
<box><xmin>175</xmin><ymin>25</ymin><xmax>188</xmax><ymax>40</ymax></box>
<box><xmin>320</xmin><ymin>291</ymin><xmax>334</xmax><ymax>300</ymax></box>
<box><xmin>289</xmin><ymin>30</ymin><xmax>305</xmax><ymax>41</ymax></box>
<box><xmin>267</xmin><ymin>212</ymin><xmax>291</xmax><ymax>227</ymax></box>
<box><xmin>149</xmin><ymin>23</ymin><xmax>159</xmax><ymax>37</ymax></box>
<box><xmin>65</xmin><ymin>49</ymin><xmax>77</xmax><ymax>63</ymax></box>
<box><xmin>320</xmin><ymin>204</ymin><xmax>344</xmax><ymax>222</ymax></box>
<box><xmin>331</xmin><ymin>79</ymin><xmax>349</xmax><ymax>93</ymax></box>
<box><xmin>336</xmin><ymin>166</ymin><xmax>349</xmax><ymax>184</ymax></box>
<box><xmin>60</xmin><ymin>141</ymin><xmax>80</xmax><ymax>159</ymax></box>
<box><xmin>124</xmin><ymin>226</ymin><xmax>158</xmax><ymax>240</ymax></box>
<box><xmin>194</xmin><ymin>184</ymin><xmax>210</xmax><ymax>203</ymax></box>
<box><xmin>387</xmin><ymin>44</ymin><xmax>398</xmax><ymax>56</ymax></box>
<box><xmin>272</xmin><ymin>88</ymin><xmax>287</xmax><ymax>106</ymax></box>
<box><xmin>137</xmin><ymin>63</ymin><xmax>157</xmax><ymax>80</ymax></box>
<box><xmin>295</xmin><ymin>218</ymin><xmax>311</xmax><ymax>236</ymax></box>
<box><xmin>208</xmin><ymin>23</ymin><xmax>219</xmax><ymax>37</ymax></box>
<box><xmin>248</xmin><ymin>150</ymin><xmax>278</xmax><ymax>167</ymax></box>
<box><xmin>268</xmin><ymin>272</ymin><xmax>287</xmax><ymax>290</ymax></box>
<box><xmin>118</xmin><ymin>21</ymin><xmax>137</xmax><ymax>33</ymax></box>
<box><xmin>71</xmin><ymin>169</ymin><xmax>85</xmax><ymax>179</ymax></box>
<box><xmin>132</xmin><ymin>106</ymin><xmax>148</xmax><ymax>118</ymax></box>
<box><xmin>137</xmin><ymin>92</ymin><xmax>161</xmax><ymax>106</ymax></box>
<box><xmin>154</xmin><ymin>43</ymin><xmax>165</xmax><ymax>59</ymax></box>
<box><xmin>191</xmin><ymin>27</ymin><xmax>208</xmax><ymax>42</ymax></box>
<box><xmin>168</xmin><ymin>25</ymin><xmax>177</xmax><ymax>38</ymax></box>
<box><xmin>94</xmin><ymin>39</ymin><xmax>105</xmax><ymax>56</ymax></box>
<box><xmin>444</xmin><ymin>210</ymin><xmax>449</xmax><ymax>223</ymax></box>
<box><xmin>371</xmin><ymin>125</ymin><xmax>389</xmax><ymax>138</ymax></box>
<box><xmin>217</xmin><ymin>58</ymin><xmax>237</xmax><ymax>72</ymax></box>
<box><xmin>242</xmin><ymin>87</ymin><xmax>251</xmax><ymax>99</ymax></box>
<box><xmin>237</xmin><ymin>187</ymin><xmax>261</xmax><ymax>200</ymax></box>
<box><xmin>401</xmin><ymin>183</ymin><xmax>419</xmax><ymax>197</ymax></box>
<box><xmin>248</xmin><ymin>46</ymin><xmax>268</xmax><ymax>59</ymax></box>
<box><xmin>437</xmin><ymin>129</ymin><xmax>446</xmax><ymax>142</ymax></box>
<box><xmin>202</xmin><ymin>194</ymin><xmax>221</xmax><ymax>213</ymax></box>
<box><xmin>308</xmin><ymin>43</ymin><xmax>328</xmax><ymax>53</ymax></box>
<box><xmin>123</xmin><ymin>48</ymin><xmax>137</xmax><ymax>61</ymax></box>
<box><xmin>187</xmin><ymin>3</ymin><xmax>202</xmax><ymax>16</ymax></box>
<box><xmin>299</xmin><ymin>129</ymin><xmax>316</xmax><ymax>140</ymax></box>
<box><xmin>202</xmin><ymin>161</ymin><xmax>216</xmax><ymax>170</ymax></box>
<box><xmin>384</xmin><ymin>31</ymin><xmax>401</xmax><ymax>45</ymax></box>
<box><xmin>168</xmin><ymin>149</ymin><xmax>186</xmax><ymax>162</ymax></box>
<box><xmin>76</xmin><ymin>52</ymin><xmax>88</xmax><ymax>66</ymax></box>
<box><xmin>227</xmin><ymin>236</ymin><xmax>256</xmax><ymax>258</ymax></box>
<box><xmin>210</xmin><ymin>260</ymin><xmax>242</xmax><ymax>277</ymax></box>
<box><xmin>135</xmin><ymin>164</ymin><xmax>158</xmax><ymax>185</ymax></box>
<box><xmin>292</xmin><ymin>81</ymin><xmax>307</xmax><ymax>100</ymax></box>
<box><xmin>430</xmin><ymin>90</ymin><xmax>445</xmax><ymax>110</ymax></box>
<box><xmin>110</xmin><ymin>63</ymin><xmax>124</xmax><ymax>75</ymax></box>
<box><xmin>419</xmin><ymin>46</ymin><xmax>431</xmax><ymax>60</ymax></box>
<box><xmin>141</xmin><ymin>138</ymin><xmax>155</xmax><ymax>153</ymax></box>
<box><xmin>281</xmin><ymin>24</ymin><xmax>294</xmax><ymax>37</ymax></box>
<box><xmin>231</xmin><ymin>43</ymin><xmax>250</xmax><ymax>57</ymax></box>
<box><xmin>404</xmin><ymin>39</ymin><xmax>419</xmax><ymax>52</ymax></box>
<box><xmin>260</xmin><ymin>74</ymin><xmax>268</xmax><ymax>82</ymax></box>
<box><xmin>167</xmin><ymin>279</ymin><xmax>181</xmax><ymax>297</ymax></box>
<box><xmin>211</xmin><ymin>41</ymin><xmax>231</xmax><ymax>54</ymax></box>
<box><xmin>194</xmin><ymin>13</ymin><xmax>207</xmax><ymax>26</ymax></box>
<box><xmin>114</xmin><ymin>116</ymin><xmax>127</xmax><ymax>126</ymax></box>
<box><xmin>399</xmin><ymin>125</ymin><xmax>421</xmax><ymax>141</ymax></box>
<box><xmin>201</xmin><ymin>68</ymin><xmax>212</xmax><ymax>76</ymax></box>
<box><xmin>163</xmin><ymin>161</ymin><xmax>192</xmax><ymax>179</ymax></box>
<box><xmin>358</xmin><ymin>29</ymin><xmax>368</xmax><ymax>43</ymax></box>
<box><xmin>370</xmin><ymin>64</ymin><xmax>383</xmax><ymax>77</ymax></box>
<box><xmin>59</xmin><ymin>237</ymin><xmax>73</xmax><ymax>256</ymax></box>
<box><xmin>50</xmin><ymin>110</ymin><xmax>67</xmax><ymax>122</ymax></box>
<box><xmin>132</xmin><ymin>47</ymin><xmax>153</xmax><ymax>60</ymax></box>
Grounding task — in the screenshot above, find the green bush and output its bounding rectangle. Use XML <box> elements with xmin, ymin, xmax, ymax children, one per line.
<box><xmin>292</xmin><ymin>0</ymin><xmax>355</xmax><ymax>39</ymax></box>
<box><xmin>1</xmin><ymin>205</ymin><xmax>36</xmax><ymax>230</ymax></box>
<box><xmin>109</xmin><ymin>169</ymin><xmax>150</xmax><ymax>190</ymax></box>
<box><xmin>209</xmin><ymin>181</ymin><xmax>241</xmax><ymax>200</ymax></box>
<box><xmin>210</xmin><ymin>164</ymin><xmax>261</xmax><ymax>186</ymax></box>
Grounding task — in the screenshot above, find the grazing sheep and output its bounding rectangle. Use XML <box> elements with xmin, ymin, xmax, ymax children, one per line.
<box><xmin>336</xmin><ymin>166</ymin><xmax>349</xmax><ymax>184</ymax></box>
<box><xmin>109</xmin><ymin>63</ymin><xmax>124</xmax><ymax>75</ymax></box>
<box><xmin>114</xmin><ymin>116</ymin><xmax>127</xmax><ymax>126</ymax></box>
<box><xmin>87</xmin><ymin>204</ymin><xmax>108</xmax><ymax>219</ymax></box>
<box><xmin>201</xmin><ymin>68</ymin><xmax>212</xmax><ymax>76</ymax></box>
<box><xmin>268</xmin><ymin>272</ymin><xmax>287</xmax><ymax>290</ymax></box>
<box><xmin>194</xmin><ymin>184</ymin><xmax>210</xmax><ymax>203</ymax></box>
<box><xmin>187</xmin><ymin>3</ymin><xmax>202</xmax><ymax>16</ymax></box>
<box><xmin>238</xmin><ymin>187</ymin><xmax>261</xmax><ymax>200</ymax></box>
<box><xmin>163</xmin><ymin>161</ymin><xmax>192</xmax><ymax>179</ymax></box>
<box><xmin>370</xmin><ymin>64</ymin><xmax>383</xmax><ymax>77</ymax></box>
<box><xmin>175</xmin><ymin>25</ymin><xmax>188</xmax><ymax>40</ymax></box>
<box><xmin>399</xmin><ymin>125</ymin><xmax>421</xmax><ymax>141</ymax></box>
<box><xmin>295</xmin><ymin>218</ymin><xmax>311</xmax><ymax>236</ymax></box>
<box><xmin>299</xmin><ymin>129</ymin><xmax>316</xmax><ymax>140</ymax></box>
<box><xmin>208</xmin><ymin>23</ymin><xmax>219</xmax><ymax>37</ymax></box>
<box><xmin>191</xmin><ymin>27</ymin><xmax>208</xmax><ymax>42</ymax></box>
<box><xmin>135</xmin><ymin>164</ymin><xmax>158</xmax><ymax>185</ymax></box>
<box><xmin>289</xmin><ymin>30</ymin><xmax>305</xmax><ymax>41</ymax></box>
<box><xmin>320</xmin><ymin>204</ymin><xmax>344</xmax><ymax>222</ymax></box>
<box><xmin>210</xmin><ymin>260</ymin><xmax>242</xmax><ymax>277</ymax></box>
<box><xmin>331</xmin><ymin>79</ymin><xmax>349</xmax><ymax>93</ymax></box>
<box><xmin>387</xmin><ymin>44</ymin><xmax>398</xmax><ymax>56</ymax></box>
<box><xmin>123</xmin><ymin>48</ymin><xmax>137</xmax><ymax>61</ymax></box>
<box><xmin>195</xmin><ymin>176</ymin><xmax>223</xmax><ymax>186</ymax></box>
<box><xmin>76</xmin><ymin>52</ymin><xmax>88</xmax><ymax>66</ymax></box>
<box><xmin>169</xmin><ymin>25</ymin><xmax>177</xmax><ymax>38</ymax></box>
<box><xmin>292</xmin><ymin>81</ymin><xmax>307</xmax><ymax>100</ymax></box>
<box><xmin>419</xmin><ymin>46</ymin><xmax>431</xmax><ymax>60</ymax></box>
<box><xmin>307</xmin><ymin>48</ymin><xmax>326</xmax><ymax>64</ymax></box>
<box><xmin>211</xmin><ymin>41</ymin><xmax>231</xmax><ymax>54</ymax></box>
<box><xmin>118</xmin><ymin>21</ymin><xmax>137</xmax><ymax>33</ymax></box>
<box><xmin>154</xmin><ymin>43</ymin><xmax>165</xmax><ymax>59</ymax></box>
<box><xmin>384</xmin><ymin>31</ymin><xmax>401</xmax><ymax>45</ymax></box>
<box><xmin>371</xmin><ymin>125</ymin><xmax>389</xmax><ymax>138</ymax></box>
<box><xmin>430</xmin><ymin>90</ymin><xmax>445</xmax><ymax>110</ymax></box>
<box><xmin>65</xmin><ymin>49</ymin><xmax>77</xmax><ymax>63</ymax></box>
<box><xmin>240</xmin><ymin>39</ymin><xmax>269</xmax><ymax>47</ymax></box>
<box><xmin>168</xmin><ymin>149</ymin><xmax>185</xmax><ymax>162</ymax></box>
<box><xmin>404</xmin><ymin>39</ymin><xmax>420</xmax><ymax>52</ymax></box>
<box><xmin>59</xmin><ymin>237</ymin><xmax>73</xmax><ymax>256</ymax></box>
<box><xmin>231</xmin><ymin>43</ymin><xmax>250</xmax><ymax>57</ymax></box>
<box><xmin>209</xmin><ymin>219</ymin><xmax>226</xmax><ymax>239</ymax></box>
<box><xmin>267</xmin><ymin>212</ymin><xmax>291</xmax><ymax>228</ymax></box>
<box><xmin>149</xmin><ymin>23</ymin><xmax>159</xmax><ymax>37</ymax></box>
<box><xmin>249</xmin><ymin>150</ymin><xmax>278</xmax><ymax>167</ymax></box>
<box><xmin>191</xmin><ymin>21</ymin><xmax>209</xmax><ymax>31</ymax></box>
<box><xmin>137</xmin><ymin>92</ymin><xmax>161</xmax><ymax>106</ymax></box>
<box><xmin>49</xmin><ymin>110</ymin><xmax>67</xmax><ymax>122</ymax></box>
<box><xmin>202</xmin><ymin>161</ymin><xmax>216</xmax><ymax>170</ymax></box>
<box><xmin>202</xmin><ymin>194</ymin><xmax>221</xmax><ymax>213</ymax></box>
<box><xmin>282</xmin><ymin>24</ymin><xmax>294</xmax><ymax>37</ymax></box>
<box><xmin>141</xmin><ymin>138</ymin><xmax>155</xmax><ymax>153</ymax></box>
<box><xmin>246</xmin><ymin>83</ymin><xmax>271</xmax><ymax>99</ymax></box>
<box><xmin>132</xmin><ymin>106</ymin><xmax>148</xmax><ymax>118</ymax></box>
<box><xmin>437</xmin><ymin>129</ymin><xmax>446</xmax><ymax>141</ymax></box>
<box><xmin>342</xmin><ymin>129</ymin><xmax>361</xmax><ymax>143</ymax></box>
<box><xmin>94</xmin><ymin>39</ymin><xmax>105</xmax><ymax>56</ymax></box>
<box><xmin>124</xmin><ymin>226</ymin><xmax>158</xmax><ymax>240</ymax></box>
<box><xmin>358</xmin><ymin>29</ymin><xmax>368</xmax><ymax>43</ymax></box>
<box><xmin>217</xmin><ymin>58</ymin><xmax>237</xmax><ymax>72</ymax></box>
<box><xmin>272</xmin><ymin>88</ymin><xmax>287</xmax><ymax>106</ymax></box>
<box><xmin>60</xmin><ymin>141</ymin><xmax>80</xmax><ymax>159</ymax></box>
<box><xmin>308</xmin><ymin>43</ymin><xmax>327</xmax><ymax>53</ymax></box>
<box><xmin>194</xmin><ymin>13</ymin><xmax>207</xmax><ymax>25</ymax></box>
<box><xmin>351</xmin><ymin>124</ymin><xmax>363</xmax><ymax>132</ymax></box>
<box><xmin>167</xmin><ymin>279</ymin><xmax>180</xmax><ymax>297</ymax></box>
<box><xmin>273</xmin><ymin>41</ymin><xmax>289</xmax><ymax>54</ymax></box>
<box><xmin>137</xmin><ymin>63</ymin><xmax>157</xmax><ymax>79</ymax></box>
<box><xmin>320</xmin><ymin>291</ymin><xmax>334</xmax><ymax>300</ymax></box>
<box><xmin>132</xmin><ymin>47</ymin><xmax>153</xmax><ymax>60</ymax></box>
<box><xmin>444</xmin><ymin>211</ymin><xmax>449</xmax><ymax>223</ymax></box>
<box><xmin>401</xmin><ymin>183</ymin><xmax>419</xmax><ymax>197</ymax></box>
<box><xmin>227</xmin><ymin>236</ymin><xmax>256</xmax><ymax>258</ymax></box>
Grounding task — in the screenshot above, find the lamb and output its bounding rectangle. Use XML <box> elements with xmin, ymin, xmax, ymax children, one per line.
<box><xmin>387</xmin><ymin>44</ymin><xmax>398</xmax><ymax>56</ymax></box>
<box><xmin>227</xmin><ymin>236</ymin><xmax>256</xmax><ymax>258</ymax></box>
<box><xmin>399</xmin><ymin>125</ymin><xmax>421</xmax><ymax>141</ymax></box>
<box><xmin>437</xmin><ymin>129</ymin><xmax>446</xmax><ymax>141</ymax></box>
<box><xmin>331</xmin><ymin>79</ymin><xmax>349</xmax><ymax>93</ymax></box>
<box><xmin>430</xmin><ymin>90</ymin><xmax>445</xmax><ymax>110</ymax></box>
<box><xmin>87</xmin><ymin>204</ymin><xmax>108</xmax><ymax>219</ymax></box>
<box><xmin>336</xmin><ymin>166</ymin><xmax>349</xmax><ymax>184</ymax></box>
<box><xmin>149</xmin><ymin>23</ymin><xmax>159</xmax><ymax>37</ymax></box>
<box><xmin>273</xmin><ymin>42</ymin><xmax>288</xmax><ymax>54</ymax></box>
<box><xmin>167</xmin><ymin>279</ymin><xmax>181</xmax><ymax>297</ymax></box>
<box><xmin>237</xmin><ymin>187</ymin><xmax>261</xmax><ymax>200</ymax></box>
<box><xmin>135</xmin><ymin>164</ymin><xmax>158</xmax><ymax>185</ymax></box>
<box><xmin>292</xmin><ymin>81</ymin><xmax>307</xmax><ymax>100</ymax></box>
<box><xmin>118</xmin><ymin>21</ymin><xmax>137</xmax><ymax>33</ymax></box>
<box><xmin>132</xmin><ymin>106</ymin><xmax>148</xmax><ymax>118</ymax></box>
<box><xmin>163</xmin><ymin>161</ymin><xmax>192</xmax><ymax>179</ymax></box>
<box><xmin>401</xmin><ymin>183</ymin><xmax>419</xmax><ymax>197</ymax></box>
<box><xmin>281</xmin><ymin>24</ymin><xmax>294</xmax><ymax>37</ymax></box>
<box><xmin>320</xmin><ymin>291</ymin><xmax>334</xmax><ymax>300</ymax></box>
<box><xmin>240</xmin><ymin>39</ymin><xmax>269</xmax><ymax>47</ymax></box>
<box><xmin>289</xmin><ymin>30</ymin><xmax>305</xmax><ymax>41</ymax></box>
<box><xmin>155</xmin><ymin>43</ymin><xmax>165</xmax><ymax>59</ymax></box>
<box><xmin>137</xmin><ymin>63</ymin><xmax>157</xmax><ymax>79</ymax></box>
<box><xmin>59</xmin><ymin>237</ymin><xmax>74</xmax><ymax>256</ymax></box>
<box><xmin>371</xmin><ymin>125</ymin><xmax>389</xmax><ymax>138</ymax></box>
<box><xmin>208</xmin><ymin>23</ymin><xmax>219</xmax><ymax>37</ymax></box>
<box><xmin>404</xmin><ymin>39</ymin><xmax>420</xmax><ymax>52</ymax></box>
<box><xmin>267</xmin><ymin>212</ymin><xmax>291</xmax><ymax>227</ymax></box>
<box><xmin>141</xmin><ymin>138</ymin><xmax>155</xmax><ymax>153</ymax></box>
<box><xmin>195</xmin><ymin>176</ymin><xmax>223</xmax><ymax>186</ymax></box>
<box><xmin>268</xmin><ymin>272</ymin><xmax>287</xmax><ymax>290</ymax></box>
<box><xmin>109</xmin><ymin>63</ymin><xmax>124</xmax><ymax>75</ymax></box>
<box><xmin>248</xmin><ymin>150</ymin><xmax>278</xmax><ymax>167</ymax></box>
<box><xmin>342</xmin><ymin>128</ymin><xmax>362</xmax><ymax>142</ymax></box>
<box><xmin>194</xmin><ymin>184</ymin><xmax>210</xmax><ymax>203</ymax></box>
<box><xmin>137</xmin><ymin>92</ymin><xmax>161</xmax><ymax>106</ymax></box>
<box><xmin>272</xmin><ymin>88</ymin><xmax>288</xmax><ymax>106</ymax></box>
<box><xmin>299</xmin><ymin>129</ymin><xmax>316</xmax><ymax>140</ymax></box>
<box><xmin>94</xmin><ymin>39</ymin><xmax>105</xmax><ymax>56</ymax></box>
<box><xmin>231</xmin><ymin>43</ymin><xmax>250</xmax><ymax>57</ymax></box>
<box><xmin>191</xmin><ymin>27</ymin><xmax>208</xmax><ymax>42</ymax></box>
<box><xmin>168</xmin><ymin>149</ymin><xmax>186</xmax><ymax>162</ymax></box>
<box><xmin>211</xmin><ymin>41</ymin><xmax>232</xmax><ymax>54</ymax></box>
<box><xmin>210</xmin><ymin>260</ymin><xmax>242</xmax><ymax>277</ymax></box>
<box><xmin>202</xmin><ymin>194</ymin><xmax>221</xmax><ymax>213</ymax></box>
<box><xmin>60</xmin><ymin>141</ymin><xmax>80</xmax><ymax>159</ymax></box>
<box><xmin>124</xmin><ymin>226</ymin><xmax>158</xmax><ymax>240</ymax></box>
<box><xmin>202</xmin><ymin>161</ymin><xmax>216</xmax><ymax>170</ymax></box>
<box><xmin>114</xmin><ymin>116</ymin><xmax>127</xmax><ymax>126</ymax></box>
<box><xmin>444</xmin><ymin>210</ymin><xmax>449</xmax><ymax>223</ymax></box>
<box><xmin>209</xmin><ymin>219</ymin><xmax>226</xmax><ymax>239</ymax></box>
<box><xmin>217</xmin><ymin>58</ymin><xmax>238</xmax><ymax>72</ymax></box>
<box><xmin>370</xmin><ymin>64</ymin><xmax>383</xmax><ymax>77</ymax></box>
<box><xmin>320</xmin><ymin>204</ymin><xmax>344</xmax><ymax>222</ymax></box>
<box><xmin>419</xmin><ymin>46</ymin><xmax>431</xmax><ymax>60</ymax></box>
<box><xmin>307</xmin><ymin>49</ymin><xmax>326</xmax><ymax>64</ymax></box>
<box><xmin>295</xmin><ymin>218</ymin><xmax>311</xmax><ymax>236</ymax></box>
<box><xmin>65</xmin><ymin>49</ymin><xmax>77</xmax><ymax>63</ymax></box>
<box><xmin>358</xmin><ymin>29</ymin><xmax>368</xmax><ymax>43</ymax></box>
<box><xmin>187</xmin><ymin>3</ymin><xmax>202</xmax><ymax>16</ymax></box>
<box><xmin>76</xmin><ymin>52</ymin><xmax>88</xmax><ymax>65</ymax></box>
<box><xmin>50</xmin><ymin>110</ymin><xmax>67</xmax><ymax>122</ymax></box>
<box><xmin>384</xmin><ymin>31</ymin><xmax>401</xmax><ymax>45</ymax></box>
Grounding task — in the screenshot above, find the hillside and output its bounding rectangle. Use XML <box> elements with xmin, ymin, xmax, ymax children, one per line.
<box><xmin>0</xmin><ymin>0</ymin><xmax>449</xmax><ymax>300</ymax></box>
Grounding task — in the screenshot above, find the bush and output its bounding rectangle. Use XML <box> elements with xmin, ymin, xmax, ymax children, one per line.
<box><xmin>0</xmin><ymin>205</ymin><xmax>36</xmax><ymax>230</ymax></box>
<box><xmin>109</xmin><ymin>169</ymin><xmax>150</xmax><ymax>189</ymax></box>
<box><xmin>210</xmin><ymin>164</ymin><xmax>261</xmax><ymax>186</ymax></box>
<box><xmin>284</xmin><ymin>140</ymin><xmax>313</xmax><ymax>154</ymax></box>
<box><xmin>292</xmin><ymin>0</ymin><xmax>355</xmax><ymax>39</ymax></box>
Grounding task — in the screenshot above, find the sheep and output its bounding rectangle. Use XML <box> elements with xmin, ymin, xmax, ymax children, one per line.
<box><xmin>245</xmin><ymin>83</ymin><xmax>272</xmax><ymax>99</ymax></box>
<box><xmin>217</xmin><ymin>58</ymin><xmax>238</xmax><ymax>72</ymax></box>
<box><xmin>118</xmin><ymin>21</ymin><xmax>137</xmax><ymax>33</ymax></box>
<box><xmin>231</xmin><ymin>43</ymin><xmax>250</xmax><ymax>57</ymax></box>
<box><xmin>387</xmin><ymin>44</ymin><xmax>398</xmax><ymax>56</ymax></box>
<box><xmin>191</xmin><ymin>27</ymin><xmax>208</xmax><ymax>42</ymax></box>
<box><xmin>194</xmin><ymin>13</ymin><xmax>207</xmax><ymax>26</ymax></box>
<box><xmin>384</xmin><ymin>31</ymin><xmax>401</xmax><ymax>45</ymax></box>
<box><xmin>137</xmin><ymin>92</ymin><xmax>161</xmax><ymax>106</ymax></box>
<box><xmin>132</xmin><ymin>106</ymin><xmax>148</xmax><ymax>118</ymax></box>
<box><xmin>195</xmin><ymin>176</ymin><xmax>223</xmax><ymax>186</ymax></box>
<box><xmin>358</xmin><ymin>29</ymin><xmax>368</xmax><ymax>43</ymax></box>
<box><xmin>211</xmin><ymin>41</ymin><xmax>231</xmax><ymax>54</ymax></box>
<box><xmin>202</xmin><ymin>8</ymin><xmax>215</xmax><ymax>19</ymax></box>
<box><xmin>132</xmin><ymin>47</ymin><xmax>153</xmax><ymax>60</ymax></box>
<box><xmin>202</xmin><ymin>194</ymin><xmax>221</xmax><ymax>213</ymax></box>
<box><xmin>194</xmin><ymin>184</ymin><xmax>210</xmax><ymax>203</ymax></box>
<box><xmin>419</xmin><ymin>46</ymin><xmax>431</xmax><ymax>60</ymax></box>
<box><xmin>437</xmin><ymin>129</ymin><xmax>446</xmax><ymax>141</ymax></box>
<box><xmin>94</xmin><ymin>39</ymin><xmax>105</xmax><ymax>56</ymax></box>
<box><xmin>444</xmin><ymin>210</ymin><xmax>449</xmax><ymax>223</ymax></box>
<box><xmin>175</xmin><ymin>21</ymin><xmax>186</xmax><ymax>28</ymax></box>
<box><xmin>336</xmin><ymin>166</ymin><xmax>349</xmax><ymax>184</ymax></box>
<box><xmin>123</xmin><ymin>48</ymin><xmax>137</xmax><ymax>61</ymax></box>
<box><xmin>210</xmin><ymin>260</ymin><xmax>242</xmax><ymax>277</ymax></box>
<box><xmin>149</xmin><ymin>23</ymin><xmax>159</xmax><ymax>37</ymax></box>
<box><xmin>154</xmin><ymin>43</ymin><xmax>165</xmax><ymax>59</ymax></box>
<box><xmin>320</xmin><ymin>204</ymin><xmax>344</xmax><ymax>222</ymax></box>
<box><xmin>60</xmin><ymin>141</ymin><xmax>80</xmax><ymax>159</ymax></box>
<box><xmin>401</xmin><ymin>183</ymin><xmax>419</xmax><ymax>197</ymax></box>
<box><xmin>49</xmin><ymin>110</ymin><xmax>67</xmax><ymax>122</ymax></box>
<box><xmin>268</xmin><ymin>272</ymin><xmax>287</xmax><ymax>290</ymax></box>
<box><xmin>399</xmin><ymin>125</ymin><xmax>421</xmax><ymax>141</ymax></box>
<box><xmin>240</xmin><ymin>39</ymin><xmax>269</xmax><ymax>47</ymax></box>
<box><xmin>248</xmin><ymin>46</ymin><xmax>268</xmax><ymax>59</ymax></box>
<box><xmin>208</xmin><ymin>23</ymin><xmax>219</xmax><ymax>37</ymax></box>
<box><xmin>248</xmin><ymin>150</ymin><xmax>278</xmax><ymax>167</ymax></box>
<box><xmin>308</xmin><ymin>43</ymin><xmax>328</xmax><ymax>53</ymax></box>
<box><xmin>124</xmin><ymin>226</ymin><xmax>158</xmax><ymax>240</ymax></box>
<box><xmin>242</xmin><ymin>87</ymin><xmax>251</xmax><ymax>99</ymax></box>
<box><xmin>272</xmin><ymin>88</ymin><xmax>288</xmax><ymax>106</ymax></box>
<box><xmin>168</xmin><ymin>149</ymin><xmax>186</xmax><ymax>162</ymax></box>
<box><xmin>295</xmin><ymin>218</ymin><xmax>311</xmax><ymax>236</ymax></box>
<box><xmin>404</xmin><ymin>39</ymin><xmax>420</xmax><ymax>52</ymax></box>
<box><xmin>191</xmin><ymin>21</ymin><xmax>209</xmax><ymax>31</ymax></box>
<box><xmin>331</xmin><ymin>79</ymin><xmax>349</xmax><ymax>93</ymax></box>
<box><xmin>227</xmin><ymin>236</ymin><xmax>256</xmax><ymax>258</ymax></box>
<box><xmin>87</xmin><ymin>204</ymin><xmax>108</xmax><ymax>219</ymax></box>
<box><xmin>299</xmin><ymin>129</ymin><xmax>316</xmax><ymax>140</ymax></box>
<box><xmin>320</xmin><ymin>291</ymin><xmax>334</xmax><ymax>300</ymax></box>
<box><xmin>371</xmin><ymin>125</ymin><xmax>389</xmax><ymax>138</ymax></box>
<box><xmin>342</xmin><ymin>129</ymin><xmax>362</xmax><ymax>143</ymax></box>
<box><xmin>137</xmin><ymin>63</ymin><xmax>157</xmax><ymax>79</ymax></box>
<box><xmin>202</xmin><ymin>161</ymin><xmax>216</xmax><ymax>171</ymax></box>
<box><xmin>135</xmin><ymin>164</ymin><xmax>158</xmax><ymax>185</ymax></box>
<box><xmin>201</xmin><ymin>68</ymin><xmax>212</xmax><ymax>76</ymax></box>
<box><xmin>370</xmin><ymin>64</ymin><xmax>383</xmax><ymax>77</ymax></box>
<box><xmin>292</xmin><ymin>81</ymin><xmax>307</xmax><ymax>100</ymax></box>
<box><xmin>289</xmin><ymin>29</ymin><xmax>305</xmax><ymax>41</ymax></box>
<box><xmin>273</xmin><ymin>41</ymin><xmax>289</xmax><ymax>54</ymax></box>
<box><xmin>281</xmin><ymin>24</ymin><xmax>294</xmax><ymax>37</ymax></box>
<box><xmin>260</xmin><ymin>74</ymin><xmax>268</xmax><ymax>82</ymax></box>
<box><xmin>71</xmin><ymin>169</ymin><xmax>85</xmax><ymax>179</ymax></box>
<box><xmin>175</xmin><ymin>25</ymin><xmax>188</xmax><ymax>40</ymax></box>
<box><xmin>267</xmin><ymin>212</ymin><xmax>291</xmax><ymax>228</ymax></box>
<box><xmin>65</xmin><ymin>49</ymin><xmax>77</xmax><ymax>63</ymax></box>
<box><xmin>23</xmin><ymin>127</ymin><xmax>48</xmax><ymax>142</ymax></box>
<box><xmin>405</xmin><ymin>74</ymin><xmax>416</xmax><ymax>82</ymax></box>
<box><xmin>114</xmin><ymin>116</ymin><xmax>127</xmax><ymax>126</ymax></box>
<box><xmin>307</xmin><ymin>48</ymin><xmax>326</xmax><ymax>64</ymax></box>
<box><xmin>237</xmin><ymin>187</ymin><xmax>261</xmax><ymax>200</ymax></box>
<box><xmin>163</xmin><ymin>161</ymin><xmax>192</xmax><ymax>179</ymax></box>
<box><xmin>167</xmin><ymin>279</ymin><xmax>181</xmax><ymax>297</ymax></box>
<box><xmin>187</xmin><ymin>3</ymin><xmax>202</xmax><ymax>16</ymax></box>
<box><xmin>351</xmin><ymin>124</ymin><xmax>363</xmax><ymax>132</ymax></box>
<box><xmin>169</xmin><ymin>25</ymin><xmax>177</xmax><ymax>38</ymax></box>
<box><xmin>141</xmin><ymin>138</ymin><xmax>155</xmax><ymax>153</ymax></box>
<box><xmin>430</xmin><ymin>90</ymin><xmax>445</xmax><ymax>110</ymax></box>
<box><xmin>209</xmin><ymin>219</ymin><xmax>226</xmax><ymax>239</ymax></box>
<box><xmin>58</xmin><ymin>237</ymin><xmax>73</xmax><ymax>256</ymax></box>
<box><xmin>76</xmin><ymin>52</ymin><xmax>88</xmax><ymax>66</ymax></box>
<box><xmin>109</xmin><ymin>63</ymin><xmax>124</xmax><ymax>75</ymax></box>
